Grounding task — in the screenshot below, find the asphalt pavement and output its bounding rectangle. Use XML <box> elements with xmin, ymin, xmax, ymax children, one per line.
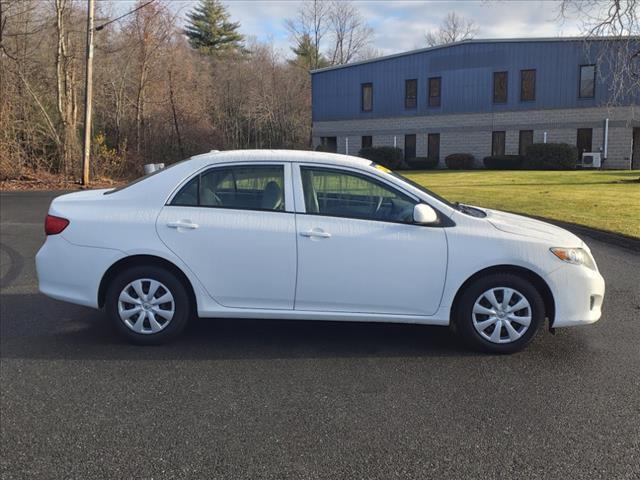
<box><xmin>1</xmin><ymin>190</ymin><xmax>639</xmax><ymax>479</ymax></box>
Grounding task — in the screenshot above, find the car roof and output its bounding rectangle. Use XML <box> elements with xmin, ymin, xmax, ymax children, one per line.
<box><xmin>187</xmin><ymin>149</ymin><xmax>372</xmax><ymax>169</ymax></box>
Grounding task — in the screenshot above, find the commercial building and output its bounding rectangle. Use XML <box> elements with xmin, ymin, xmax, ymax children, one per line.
<box><xmin>311</xmin><ymin>38</ymin><xmax>640</xmax><ymax>169</ymax></box>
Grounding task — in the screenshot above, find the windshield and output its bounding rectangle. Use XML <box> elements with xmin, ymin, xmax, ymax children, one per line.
<box><xmin>370</xmin><ymin>163</ymin><xmax>457</xmax><ymax>209</ymax></box>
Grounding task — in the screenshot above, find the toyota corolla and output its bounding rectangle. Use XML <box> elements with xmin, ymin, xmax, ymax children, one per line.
<box><xmin>36</xmin><ymin>150</ymin><xmax>605</xmax><ymax>353</ymax></box>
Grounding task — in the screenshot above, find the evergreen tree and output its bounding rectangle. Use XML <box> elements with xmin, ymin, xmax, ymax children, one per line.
<box><xmin>290</xmin><ymin>33</ymin><xmax>328</xmax><ymax>70</ymax></box>
<box><xmin>184</xmin><ymin>0</ymin><xmax>245</xmax><ymax>55</ymax></box>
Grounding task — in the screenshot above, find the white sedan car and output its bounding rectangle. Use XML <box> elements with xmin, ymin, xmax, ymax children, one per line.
<box><xmin>36</xmin><ymin>150</ymin><xmax>604</xmax><ymax>353</ymax></box>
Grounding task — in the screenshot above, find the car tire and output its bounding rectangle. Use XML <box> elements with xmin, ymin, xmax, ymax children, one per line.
<box><xmin>453</xmin><ymin>273</ymin><xmax>545</xmax><ymax>354</ymax></box>
<box><xmin>105</xmin><ymin>265</ymin><xmax>191</xmax><ymax>345</ymax></box>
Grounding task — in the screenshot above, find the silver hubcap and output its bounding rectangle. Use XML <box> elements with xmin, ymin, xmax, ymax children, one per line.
<box><xmin>472</xmin><ymin>287</ymin><xmax>532</xmax><ymax>344</ymax></box>
<box><xmin>117</xmin><ymin>279</ymin><xmax>175</xmax><ymax>334</ymax></box>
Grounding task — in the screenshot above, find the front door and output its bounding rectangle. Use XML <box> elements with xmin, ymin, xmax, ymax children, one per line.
<box><xmin>404</xmin><ymin>134</ymin><xmax>416</xmax><ymax>161</ymax></box>
<box><xmin>293</xmin><ymin>165</ymin><xmax>448</xmax><ymax>316</ymax></box>
<box><xmin>577</xmin><ymin>128</ymin><xmax>593</xmax><ymax>159</ymax></box>
<box><xmin>157</xmin><ymin>163</ymin><xmax>297</xmax><ymax>310</ymax></box>
<box><xmin>633</xmin><ymin>128</ymin><xmax>640</xmax><ymax>169</ymax></box>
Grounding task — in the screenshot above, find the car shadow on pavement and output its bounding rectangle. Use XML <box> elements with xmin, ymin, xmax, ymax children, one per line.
<box><xmin>0</xmin><ymin>293</ymin><xmax>490</xmax><ymax>360</ymax></box>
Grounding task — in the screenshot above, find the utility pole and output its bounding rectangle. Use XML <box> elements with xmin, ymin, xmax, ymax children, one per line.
<box><xmin>81</xmin><ymin>0</ymin><xmax>95</xmax><ymax>186</ymax></box>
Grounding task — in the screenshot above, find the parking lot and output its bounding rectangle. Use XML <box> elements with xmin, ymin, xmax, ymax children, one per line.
<box><xmin>1</xmin><ymin>190</ymin><xmax>639</xmax><ymax>479</ymax></box>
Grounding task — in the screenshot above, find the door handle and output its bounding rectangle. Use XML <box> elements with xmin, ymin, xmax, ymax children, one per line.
<box><xmin>167</xmin><ymin>220</ymin><xmax>199</xmax><ymax>230</ymax></box>
<box><xmin>300</xmin><ymin>229</ymin><xmax>331</xmax><ymax>239</ymax></box>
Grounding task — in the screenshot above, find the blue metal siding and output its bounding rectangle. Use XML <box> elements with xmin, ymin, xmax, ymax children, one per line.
<box><xmin>311</xmin><ymin>40</ymin><xmax>638</xmax><ymax>122</ymax></box>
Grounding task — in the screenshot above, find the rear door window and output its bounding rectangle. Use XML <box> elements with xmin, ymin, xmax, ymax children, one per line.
<box><xmin>171</xmin><ymin>165</ymin><xmax>285</xmax><ymax>211</ymax></box>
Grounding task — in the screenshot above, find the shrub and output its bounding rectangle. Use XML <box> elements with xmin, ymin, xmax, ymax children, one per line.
<box><xmin>358</xmin><ymin>146</ymin><xmax>404</xmax><ymax>170</ymax></box>
<box><xmin>406</xmin><ymin>157</ymin><xmax>439</xmax><ymax>170</ymax></box>
<box><xmin>523</xmin><ymin>143</ymin><xmax>578</xmax><ymax>170</ymax></box>
<box><xmin>445</xmin><ymin>153</ymin><xmax>475</xmax><ymax>170</ymax></box>
<box><xmin>483</xmin><ymin>155</ymin><xmax>524</xmax><ymax>170</ymax></box>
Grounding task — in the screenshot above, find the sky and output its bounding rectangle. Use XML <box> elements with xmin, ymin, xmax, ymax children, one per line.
<box><xmin>109</xmin><ymin>0</ymin><xmax>587</xmax><ymax>57</ymax></box>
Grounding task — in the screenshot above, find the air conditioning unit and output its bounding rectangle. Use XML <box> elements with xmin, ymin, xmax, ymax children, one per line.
<box><xmin>579</xmin><ymin>152</ymin><xmax>602</xmax><ymax>168</ymax></box>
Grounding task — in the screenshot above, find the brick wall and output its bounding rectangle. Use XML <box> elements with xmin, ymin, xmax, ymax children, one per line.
<box><xmin>313</xmin><ymin>105</ymin><xmax>638</xmax><ymax>169</ymax></box>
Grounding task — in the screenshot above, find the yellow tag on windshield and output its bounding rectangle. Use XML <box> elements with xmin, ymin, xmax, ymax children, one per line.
<box><xmin>374</xmin><ymin>164</ymin><xmax>391</xmax><ymax>174</ymax></box>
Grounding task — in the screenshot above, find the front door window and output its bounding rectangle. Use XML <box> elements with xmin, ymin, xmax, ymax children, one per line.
<box><xmin>300</xmin><ymin>166</ymin><xmax>416</xmax><ymax>223</ymax></box>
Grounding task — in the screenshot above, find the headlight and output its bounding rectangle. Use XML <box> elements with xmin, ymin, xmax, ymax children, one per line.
<box><xmin>550</xmin><ymin>247</ymin><xmax>596</xmax><ymax>270</ymax></box>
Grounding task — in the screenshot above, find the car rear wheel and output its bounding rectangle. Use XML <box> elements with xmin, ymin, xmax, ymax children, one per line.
<box><xmin>105</xmin><ymin>265</ymin><xmax>190</xmax><ymax>345</ymax></box>
<box><xmin>454</xmin><ymin>273</ymin><xmax>545</xmax><ymax>354</ymax></box>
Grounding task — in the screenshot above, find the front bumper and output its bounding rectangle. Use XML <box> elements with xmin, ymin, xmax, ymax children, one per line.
<box><xmin>547</xmin><ymin>263</ymin><xmax>605</xmax><ymax>328</ymax></box>
<box><xmin>36</xmin><ymin>235</ymin><xmax>123</xmax><ymax>309</ymax></box>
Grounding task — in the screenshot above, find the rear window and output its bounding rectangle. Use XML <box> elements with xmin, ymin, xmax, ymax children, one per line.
<box><xmin>104</xmin><ymin>160</ymin><xmax>187</xmax><ymax>195</ymax></box>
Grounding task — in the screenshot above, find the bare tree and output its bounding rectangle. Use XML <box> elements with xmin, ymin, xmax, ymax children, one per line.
<box><xmin>123</xmin><ymin>1</ymin><xmax>175</xmax><ymax>156</ymax></box>
<box><xmin>1</xmin><ymin>0</ymin><xmax>64</xmax><ymax>177</ymax></box>
<box><xmin>1</xmin><ymin>0</ymin><xmax>314</xmax><ymax>183</ymax></box>
<box><xmin>327</xmin><ymin>0</ymin><xmax>373</xmax><ymax>65</ymax></box>
<box><xmin>285</xmin><ymin>0</ymin><xmax>330</xmax><ymax>70</ymax></box>
<box><xmin>286</xmin><ymin>0</ymin><xmax>374</xmax><ymax>67</ymax></box>
<box><xmin>558</xmin><ymin>0</ymin><xmax>639</xmax><ymax>106</ymax></box>
<box><xmin>424</xmin><ymin>12</ymin><xmax>478</xmax><ymax>47</ymax></box>
<box><xmin>356</xmin><ymin>45</ymin><xmax>383</xmax><ymax>62</ymax></box>
<box><xmin>54</xmin><ymin>0</ymin><xmax>81</xmax><ymax>177</ymax></box>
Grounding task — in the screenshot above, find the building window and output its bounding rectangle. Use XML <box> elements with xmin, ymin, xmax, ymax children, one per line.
<box><xmin>520</xmin><ymin>69</ymin><xmax>536</xmax><ymax>101</ymax></box>
<box><xmin>361</xmin><ymin>83</ymin><xmax>373</xmax><ymax>112</ymax></box>
<box><xmin>427</xmin><ymin>134</ymin><xmax>440</xmax><ymax>162</ymax></box>
<box><xmin>361</xmin><ymin>135</ymin><xmax>372</xmax><ymax>149</ymax></box>
<box><xmin>404</xmin><ymin>134</ymin><xmax>416</xmax><ymax>160</ymax></box>
<box><xmin>519</xmin><ymin>130</ymin><xmax>534</xmax><ymax>156</ymax></box>
<box><xmin>320</xmin><ymin>137</ymin><xmax>337</xmax><ymax>153</ymax></box>
<box><xmin>493</xmin><ymin>71</ymin><xmax>508</xmax><ymax>103</ymax></box>
<box><xmin>405</xmin><ymin>79</ymin><xmax>417</xmax><ymax>109</ymax></box>
<box><xmin>579</xmin><ymin>65</ymin><xmax>596</xmax><ymax>98</ymax></box>
<box><xmin>577</xmin><ymin>128</ymin><xmax>593</xmax><ymax>158</ymax></box>
<box><xmin>428</xmin><ymin>77</ymin><xmax>441</xmax><ymax>107</ymax></box>
<box><xmin>492</xmin><ymin>131</ymin><xmax>506</xmax><ymax>156</ymax></box>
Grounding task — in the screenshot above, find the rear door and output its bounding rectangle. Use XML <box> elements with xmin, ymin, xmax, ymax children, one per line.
<box><xmin>293</xmin><ymin>165</ymin><xmax>448</xmax><ymax>316</ymax></box>
<box><xmin>157</xmin><ymin>163</ymin><xmax>297</xmax><ymax>310</ymax></box>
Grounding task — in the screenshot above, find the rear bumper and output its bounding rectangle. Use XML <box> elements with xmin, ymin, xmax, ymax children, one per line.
<box><xmin>36</xmin><ymin>235</ymin><xmax>123</xmax><ymax>309</ymax></box>
<box><xmin>547</xmin><ymin>264</ymin><xmax>605</xmax><ymax>328</ymax></box>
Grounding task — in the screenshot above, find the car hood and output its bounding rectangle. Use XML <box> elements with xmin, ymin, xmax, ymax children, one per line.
<box><xmin>483</xmin><ymin>208</ymin><xmax>583</xmax><ymax>246</ymax></box>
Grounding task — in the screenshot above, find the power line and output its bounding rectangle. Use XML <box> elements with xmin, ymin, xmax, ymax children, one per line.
<box><xmin>95</xmin><ymin>0</ymin><xmax>156</xmax><ymax>32</ymax></box>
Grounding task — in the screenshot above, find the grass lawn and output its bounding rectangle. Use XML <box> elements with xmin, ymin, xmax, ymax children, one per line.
<box><xmin>403</xmin><ymin>170</ymin><xmax>640</xmax><ymax>239</ymax></box>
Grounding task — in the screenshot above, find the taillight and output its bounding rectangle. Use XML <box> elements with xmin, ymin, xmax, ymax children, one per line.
<box><xmin>45</xmin><ymin>214</ymin><xmax>69</xmax><ymax>235</ymax></box>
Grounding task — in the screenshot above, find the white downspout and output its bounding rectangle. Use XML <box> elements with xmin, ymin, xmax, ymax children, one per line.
<box><xmin>603</xmin><ymin>118</ymin><xmax>609</xmax><ymax>166</ymax></box>
<box><xmin>345</xmin><ymin>137</ymin><xmax>349</xmax><ymax>155</ymax></box>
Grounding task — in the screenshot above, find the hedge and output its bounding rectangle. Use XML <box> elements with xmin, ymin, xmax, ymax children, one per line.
<box><xmin>445</xmin><ymin>153</ymin><xmax>475</xmax><ymax>170</ymax></box>
<box><xmin>406</xmin><ymin>157</ymin><xmax>439</xmax><ymax>170</ymax></box>
<box><xmin>358</xmin><ymin>146</ymin><xmax>404</xmax><ymax>170</ymax></box>
<box><xmin>523</xmin><ymin>143</ymin><xmax>578</xmax><ymax>170</ymax></box>
<box><xmin>483</xmin><ymin>155</ymin><xmax>524</xmax><ymax>170</ymax></box>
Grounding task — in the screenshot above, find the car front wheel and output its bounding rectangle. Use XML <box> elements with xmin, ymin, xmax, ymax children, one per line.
<box><xmin>454</xmin><ymin>273</ymin><xmax>545</xmax><ymax>354</ymax></box>
<box><xmin>105</xmin><ymin>265</ymin><xmax>191</xmax><ymax>345</ymax></box>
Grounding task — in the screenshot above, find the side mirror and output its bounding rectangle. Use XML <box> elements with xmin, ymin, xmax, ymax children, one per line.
<box><xmin>413</xmin><ymin>203</ymin><xmax>438</xmax><ymax>225</ymax></box>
